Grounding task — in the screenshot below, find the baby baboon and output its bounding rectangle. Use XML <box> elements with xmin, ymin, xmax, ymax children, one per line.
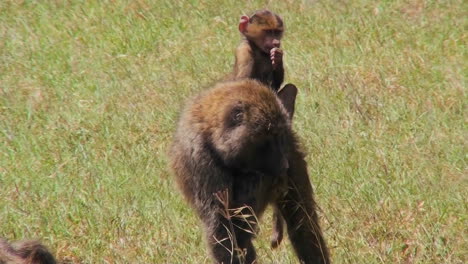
<box><xmin>0</xmin><ymin>239</ymin><xmax>56</xmax><ymax>264</ymax></box>
<box><xmin>229</xmin><ymin>9</ymin><xmax>286</xmax><ymax>92</ymax></box>
<box><xmin>170</xmin><ymin>79</ymin><xmax>330</xmax><ymax>264</ymax></box>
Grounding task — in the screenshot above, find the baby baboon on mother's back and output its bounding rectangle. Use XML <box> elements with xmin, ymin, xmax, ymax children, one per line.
<box><xmin>230</xmin><ymin>9</ymin><xmax>285</xmax><ymax>92</ymax></box>
<box><xmin>170</xmin><ymin>79</ymin><xmax>330</xmax><ymax>264</ymax></box>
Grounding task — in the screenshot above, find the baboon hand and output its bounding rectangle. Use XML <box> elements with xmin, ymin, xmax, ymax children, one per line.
<box><xmin>270</xmin><ymin>47</ymin><xmax>283</xmax><ymax>69</ymax></box>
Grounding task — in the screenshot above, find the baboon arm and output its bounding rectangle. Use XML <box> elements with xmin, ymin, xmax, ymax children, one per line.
<box><xmin>272</xmin><ymin>65</ymin><xmax>284</xmax><ymax>91</ymax></box>
<box><xmin>278</xmin><ymin>150</ymin><xmax>330</xmax><ymax>264</ymax></box>
<box><xmin>234</xmin><ymin>42</ymin><xmax>254</xmax><ymax>79</ymax></box>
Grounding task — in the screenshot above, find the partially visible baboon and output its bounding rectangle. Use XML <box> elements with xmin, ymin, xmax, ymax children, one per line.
<box><xmin>0</xmin><ymin>239</ymin><xmax>56</xmax><ymax>264</ymax></box>
<box><xmin>228</xmin><ymin>9</ymin><xmax>286</xmax><ymax>92</ymax></box>
<box><xmin>170</xmin><ymin>79</ymin><xmax>330</xmax><ymax>264</ymax></box>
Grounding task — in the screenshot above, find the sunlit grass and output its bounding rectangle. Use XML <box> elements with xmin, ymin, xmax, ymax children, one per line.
<box><xmin>0</xmin><ymin>0</ymin><xmax>466</xmax><ymax>263</ymax></box>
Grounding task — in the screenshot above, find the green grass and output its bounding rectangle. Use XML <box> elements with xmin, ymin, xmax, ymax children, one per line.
<box><xmin>0</xmin><ymin>0</ymin><xmax>466</xmax><ymax>263</ymax></box>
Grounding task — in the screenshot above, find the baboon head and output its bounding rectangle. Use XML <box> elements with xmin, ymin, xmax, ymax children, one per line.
<box><xmin>192</xmin><ymin>80</ymin><xmax>296</xmax><ymax>177</ymax></box>
<box><xmin>239</xmin><ymin>9</ymin><xmax>284</xmax><ymax>53</ymax></box>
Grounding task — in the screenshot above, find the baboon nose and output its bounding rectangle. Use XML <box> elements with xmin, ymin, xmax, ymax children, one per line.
<box><xmin>272</xmin><ymin>39</ymin><xmax>280</xmax><ymax>47</ymax></box>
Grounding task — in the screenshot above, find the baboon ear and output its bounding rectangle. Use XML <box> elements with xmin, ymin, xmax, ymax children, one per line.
<box><xmin>277</xmin><ymin>84</ymin><xmax>298</xmax><ymax>119</ymax></box>
<box><xmin>225</xmin><ymin>104</ymin><xmax>245</xmax><ymax>128</ymax></box>
<box><xmin>239</xmin><ymin>15</ymin><xmax>249</xmax><ymax>33</ymax></box>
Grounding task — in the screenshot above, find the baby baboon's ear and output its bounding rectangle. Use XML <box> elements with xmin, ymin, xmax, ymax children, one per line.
<box><xmin>278</xmin><ymin>84</ymin><xmax>297</xmax><ymax>119</ymax></box>
<box><xmin>239</xmin><ymin>15</ymin><xmax>250</xmax><ymax>33</ymax></box>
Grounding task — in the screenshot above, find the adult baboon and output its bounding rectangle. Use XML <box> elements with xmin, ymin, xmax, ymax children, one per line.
<box><xmin>170</xmin><ymin>79</ymin><xmax>329</xmax><ymax>264</ymax></box>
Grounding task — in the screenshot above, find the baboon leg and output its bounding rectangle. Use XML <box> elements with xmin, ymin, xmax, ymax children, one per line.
<box><xmin>278</xmin><ymin>83</ymin><xmax>298</xmax><ymax>119</ymax></box>
<box><xmin>206</xmin><ymin>216</ymin><xmax>238</xmax><ymax>264</ymax></box>
<box><xmin>270</xmin><ymin>206</ymin><xmax>284</xmax><ymax>248</ymax></box>
<box><xmin>234</xmin><ymin>225</ymin><xmax>256</xmax><ymax>264</ymax></box>
<box><xmin>206</xmin><ymin>212</ymin><xmax>257</xmax><ymax>264</ymax></box>
<box><xmin>277</xmin><ymin>150</ymin><xmax>330</xmax><ymax>264</ymax></box>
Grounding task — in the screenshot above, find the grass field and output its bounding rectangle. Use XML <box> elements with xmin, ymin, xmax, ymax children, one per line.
<box><xmin>0</xmin><ymin>0</ymin><xmax>466</xmax><ymax>263</ymax></box>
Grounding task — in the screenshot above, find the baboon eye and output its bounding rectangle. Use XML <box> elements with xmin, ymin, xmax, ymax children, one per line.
<box><xmin>264</xmin><ymin>29</ymin><xmax>282</xmax><ymax>36</ymax></box>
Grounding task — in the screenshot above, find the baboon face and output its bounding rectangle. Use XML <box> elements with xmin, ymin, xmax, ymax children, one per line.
<box><xmin>239</xmin><ymin>10</ymin><xmax>284</xmax><ymax>54</ymax></box>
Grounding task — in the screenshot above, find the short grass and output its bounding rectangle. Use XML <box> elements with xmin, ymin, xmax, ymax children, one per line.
<box><xmin>0</xmin><ymin>0</ymin><xmax>466</xmax><ymax>263</ymax></box>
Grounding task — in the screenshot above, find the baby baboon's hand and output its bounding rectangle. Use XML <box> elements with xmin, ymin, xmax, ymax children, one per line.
<box><xmin>270</xmin><ymin>47</ymin><xmax>283</xmax><ymax>69</ymax></box>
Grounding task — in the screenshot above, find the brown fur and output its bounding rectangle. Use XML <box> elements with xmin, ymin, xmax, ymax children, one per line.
<box><xmin>170</xmin><ymin>79</ymin><xmax>330</xmax><ymax>264</ymax></box>
<box><xmin>0</xmin><ymin>239</ymin><xmax>56</xmax><ymax>264</ymax></box>
<box><xmin>228</xmin><ymin>10</ymin><xmax>286</xmax><ymax>92</ymax></box>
